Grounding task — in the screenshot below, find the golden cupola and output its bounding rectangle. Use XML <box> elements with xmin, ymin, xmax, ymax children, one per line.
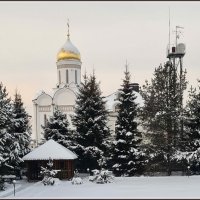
<box><xmin>57</xmin><ymin>38</ymin><xmax>81</xmax><ymax>61</ymax></box>
<box><xmin>57</xmin><ymin>23</ymin><xmax>81</xmax><ymax>62</ymax></box>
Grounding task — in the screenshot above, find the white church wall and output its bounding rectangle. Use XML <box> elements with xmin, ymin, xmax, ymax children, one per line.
<box><xmin>38</xmin><ymin>110</ymin><xmax>52</xmax><ymax>137</ymax></box>
<box><xmin>33</xmin><ymin>93</ymin><xmax>53</xmax><ymax>145</ymax></box>
<box><xmin>53</xmin><ymin>88</ymin><xmax>76</xmax><ymax>105</ymax></box>
<box><xmin>36</xmin><ymin>93</ymin><xmax>52</xmax><ymax>106</ymax></box>
<box><xmin>107</xmin><ymin>114</ymin><xmax>117</xmax><ymax>135</ymax></box>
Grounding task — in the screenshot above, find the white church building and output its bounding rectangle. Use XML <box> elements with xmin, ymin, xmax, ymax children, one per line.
<box><xmin>32</xmin><ymin>26</ymin><xmax>143</xmax><ymax>146</ymax></box>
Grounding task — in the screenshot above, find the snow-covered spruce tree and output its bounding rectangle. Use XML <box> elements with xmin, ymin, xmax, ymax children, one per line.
<box><xmin>42</xmin><ymin>107</ymin><xmax>73</xmax><ymax>149</ymax></box>
<box><xmin>0</xmin><ymin>82</ymin><xmax>15</xmax><ymax>177</ymax></box>
<box><xmin>111</xmin><ymin>66</ymin><xmax>145</xmax><ymax>177</ymax></box>
<box><xmin>72</xmin><ymin>72</ymin><xmax>111</xmax><ymax>172</ymax></box>
<box><xmin>140</xmin><ymin>61</ymin><xmax>187</xmax><ymax>175</ymax></box>
<box><xmin>182</xmin><ymin>80</ymin><xmax>200</xmax><ymax>174</ymax></box>
<box><xmin>9</xmin><ymin>91</ymin><xmax>31</xmax><ymax>177</ymax></box>
<box><xmin>40</xmin><ymin>158</ymin><xmax>57</xmax><ymax>186</ymax></box>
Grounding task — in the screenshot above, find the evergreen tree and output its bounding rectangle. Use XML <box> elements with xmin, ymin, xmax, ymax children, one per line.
<box><xmin>111</xmin><ymin>66</ymin><xmax>145</xmax><ymax>177</ymax></box>
<box><xmin>40</xmin><ymin>158</ymin><xmax>57</xmax><ymax>186</ymax></box>
<box><xmin>140</xmin><ymin>61</ymin><xmax>187</xmax><ymax>175</ymax></box>
<box><xmin>72</xmin><ymin>72</ymin><xmax>110</xmax><ymax>172</ymax></box>
<box><xmin>182</xmin><ymin>80</ymin><xmax>200</xmax><ymax>174</ymax></box>
<box><xmin>9</xmin><ymin>91</ymin><xmax>31</xmax><ymax>177</ymax></box>
<box><xmin>42</xmin><ymin>107</ymin><xmax>73</xmax><ymax>149</ymax></box>
<box><xmin>0</xmin><ymin>82</ymin><xmax>14</xmax><ymax>176</ymax></box>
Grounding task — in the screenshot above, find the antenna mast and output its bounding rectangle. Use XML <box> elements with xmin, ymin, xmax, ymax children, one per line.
<box><xmin>169</xmin><ymin>7</ymin><xmax>171</xmax><ymax>50</ymax></box>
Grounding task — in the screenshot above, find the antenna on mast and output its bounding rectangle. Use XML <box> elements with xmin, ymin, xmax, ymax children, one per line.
<box><xmin>169</xmin><ymin>7</ymin><xmax>171</xmax><ymax>49</ymax></box>
<box><xmin>175</xmin><ymin>25</ymin><xmax>184</xmax><ymax>47</ymax></box>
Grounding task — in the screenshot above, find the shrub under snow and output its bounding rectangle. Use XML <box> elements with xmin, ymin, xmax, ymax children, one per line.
<box><xmin>40</xmin><ymin>158</ymin><xmax>59</xmax><ymax>186</ymax></box>
<box><xmin>89</xmin><ymin>169</ymin><xmax>114</xmax><ymax>184</ymax></box>
<box><xmin>71</xmin><ymin>170</ymin><xmax>83</xmax><ymax>185</ymax></box>
<box><xmin>71</xmin><ymin>177</ymin><xmax>83</xmax><ymax>185</ymax></box>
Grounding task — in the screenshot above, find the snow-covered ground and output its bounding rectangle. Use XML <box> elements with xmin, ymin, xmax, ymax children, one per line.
<box><xmin>1</xmin><ymin>175</ymin><xmax>200</xmax><ymax>198</ymax></box>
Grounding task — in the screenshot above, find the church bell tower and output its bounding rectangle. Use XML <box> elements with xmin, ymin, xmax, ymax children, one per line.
<box><xmin>56</xmin><ymin>21</ymin><xmax>81</xmax><ymax>89</ymax></box>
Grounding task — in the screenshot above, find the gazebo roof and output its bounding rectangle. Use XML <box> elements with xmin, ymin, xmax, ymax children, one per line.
<box><xmin>23</xmin><ymin>139</ymin><xmax>78</xmax><ymax>160</ymax></box>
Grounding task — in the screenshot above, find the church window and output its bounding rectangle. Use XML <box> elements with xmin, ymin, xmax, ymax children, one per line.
<box><xmin>44</xmin><ymin>114</ymin><xmax>47</xmax><ymax>127</ymax></box>
<box><xmin>59</xmin><ymin>70</ymin><xmax>61</xmax><ymax>84</ymax></box>
<box><xmin>66</xmin><ymin>70</ymin><xmax>69</xmax><ymax>84</ymax></box>
<box><xmin>75</xmin><ymin>70</ymin><xmax>77</xmax><ymax>84</ymax></box>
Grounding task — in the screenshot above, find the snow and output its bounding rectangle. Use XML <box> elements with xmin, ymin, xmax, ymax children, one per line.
<box><xmin>61</xmin><ymin>38</ymin><xmax>80</xmax><ymax>55</ymax></box>
<box><xmin>126</xmin><ymin>131</ymin><xmax>132</xmax><ymax>136</ymax></box>
<box><xmin>105</xmin><ymin>92</ymin><xmax>120</xmax><ymax>111</ymax></box>
<box><xmin>22</xmin><ymin>139</ymin><xmax>77</xmax><ymax>160</ymax></box>
<box><xmin>2</xmin><ymin>175</ymin><xmax>200</xmax><ymax>198</ymax></box>
<box><xmin>33</xmin><ymin>90</ymin><xmax>45</xmax><ymax>100</ymax></box>
<box><xmin>71</xmin><ymin>177</ymin><xmax>83</xmax><ymax>185</ymax></box>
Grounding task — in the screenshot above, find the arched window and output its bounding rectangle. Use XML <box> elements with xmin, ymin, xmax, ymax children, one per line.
<box><xmin>59</xmin><ymin>70</ymin><xmax>61</xmax><ymax>84</ymax></box>
<box><xmin>75</xmin><ymin>70</ymin><xmax>77</xmax><ymax>84</ymax></box>
<box><xmin>44</xmin><ymin>114</ymin><xmax>47</xmax><ymax>127</ymax></box>
<box><xmin>66</xmin><ymin>69</ymin><xmax>68</xmax><ymax>84</ymax></box>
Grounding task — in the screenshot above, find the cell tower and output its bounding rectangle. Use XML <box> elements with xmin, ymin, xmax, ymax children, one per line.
<box><xmin>166</xmin><ymin>8</ymin><xmax>186</xmax><ymax>81</ymax></box>
<box><xmin>166</xmin><ymin>25</ymin><xmax>186</xmax><ymax>77</ymax></box>
<box><xmin>166</xmin><ymin>9</ymin><xmax>186</xmax><ymax>138</ymax></box>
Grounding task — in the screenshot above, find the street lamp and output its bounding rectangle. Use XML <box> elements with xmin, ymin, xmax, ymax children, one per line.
<box><xmin>13</xmin><ymin>180</ymin><xmax>16</xmax><ymax>196</ymax></box>
<box><xmin>187</xmin><ymin>166</ymin><xmax>191</xmax><ymax>177</ymax></box>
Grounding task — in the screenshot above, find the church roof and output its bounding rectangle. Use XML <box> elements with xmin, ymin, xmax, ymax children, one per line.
<box><xmin>23</xmin><ymin>139</ymin><xmax>77</xmax><ymax>160</ymax></box>
<box><xmin>105</xmin><ymin>90</ymin><xmax>144</xmax><ymax>111</ymax></box>
<box><xmin>57</xmin><ymin>38</ymin><xmax>81</xmax><ymax>61</ymax></box>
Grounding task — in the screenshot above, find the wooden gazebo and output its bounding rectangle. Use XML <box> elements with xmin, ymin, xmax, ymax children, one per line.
<box><xmin>22</xmin><ymin>139</ymin><xmax>77</xmax><ymax>181</ymax></box>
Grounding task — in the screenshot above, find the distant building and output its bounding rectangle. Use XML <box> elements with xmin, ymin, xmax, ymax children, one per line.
<box><xmin>105</xmin><ymin>86</ymin><xmax>143</xmax><ymax>135</ymax></box>
<box><xmin>32</xmin><ymin>27</ymin><xmax>143</xmax><ymax>146</ymax></box>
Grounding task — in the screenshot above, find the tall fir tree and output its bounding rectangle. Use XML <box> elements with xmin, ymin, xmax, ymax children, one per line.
<box><xmin>72</xmin><ymin>72</ymin><xmax>111</xmax><ymax>172</ymax></box>
<box><xmin>42</xmin><ymin>107</ymin><xmax>73</xmax><ymax>149</ymax></box>
<box><xmin>140</xmin><ymin>61</ymin><xmax>187</xmax><ymax>175</ymax></box>
<box><xmin>182</xmin><ymin>80</ymin><xmax>200</xmax><ymax>174</ymax></box>
<box><xmin>9</xmin><ymin>91</ymin><xmax>31</xmax><ymax>177</ymax></box>
<box><xmin>0</xmin><ymin>82</ymin><xmax>15</xmax><ymax>176</ymax></box>
<box><xmin>111</xmin><ymin>66</ymin><xmax>145</xmax><ymax>177</ymax></box>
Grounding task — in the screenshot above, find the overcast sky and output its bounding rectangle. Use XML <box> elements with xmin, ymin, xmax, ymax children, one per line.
<box><xmin>0</xmin><ymin>1</ymin><xmax>200</xmax><ymax>119</ymax></box>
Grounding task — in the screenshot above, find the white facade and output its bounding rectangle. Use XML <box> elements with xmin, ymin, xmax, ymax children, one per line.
<box><xmin>33</xmin><ymin>87</ymin><xmax>77</xmax><ymax>145</ymax></box>
<box><xmin>105</xmin><ymin>90</ymin><xmax>144</xmax><ymax>135</ymax></box>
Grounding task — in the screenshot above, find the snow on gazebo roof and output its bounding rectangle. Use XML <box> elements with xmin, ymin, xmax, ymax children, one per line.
<box><xmin>23</xmin><ymin>139</ymin><xmax>77</xmax><ymax>161</ymax></box>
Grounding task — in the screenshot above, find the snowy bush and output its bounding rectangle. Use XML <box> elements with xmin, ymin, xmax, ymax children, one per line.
<box><xmin>71</xmin><ymin>177</ymin><xmax>83</xmax><ymax>185</ymax></box>
<box><xmin>89</xmin><ymin>169</ymin><xmax>114</xmax><ymax>184</ymax></box>
<box><xmin>71</xmin><ymin>169</ymin><xmax>83</xmax><ymax>185</ymax></box>
<box><xmin>40</xmin><ymin>158</ymin><xmax>58</xmax><ymax>186</ymax></box>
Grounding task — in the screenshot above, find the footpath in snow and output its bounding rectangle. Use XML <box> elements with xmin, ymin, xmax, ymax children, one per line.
<box><xmin>1</xmin><ymin>175</ymin><xmax>200</xmax><ymax>198</ymax></box>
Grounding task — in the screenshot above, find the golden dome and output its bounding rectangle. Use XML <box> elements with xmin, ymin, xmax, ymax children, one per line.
<box><xmin>57</xmin><ymin>39</ymin><xmax>81</xmax><ymax>61</ymax></box>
